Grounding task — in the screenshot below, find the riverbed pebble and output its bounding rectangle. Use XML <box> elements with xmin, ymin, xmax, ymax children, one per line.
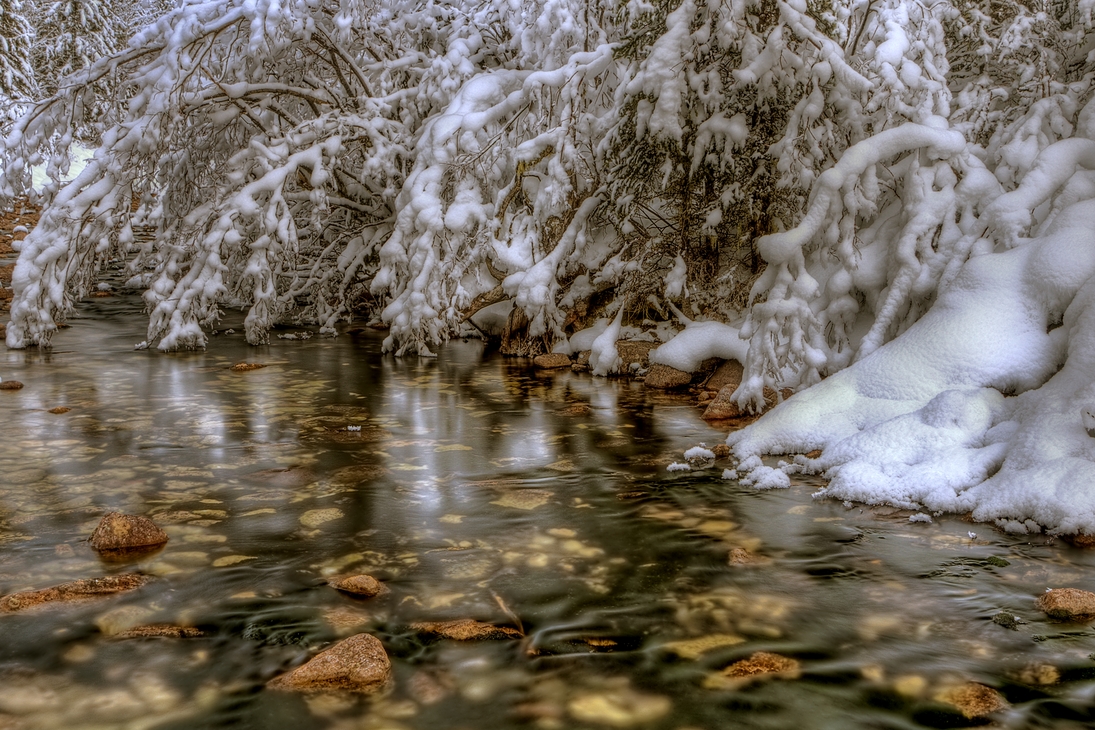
<box><xmin>1036</xmin><ymin>587</ymin><xmax>1095</xmax><ymax>619</ymax></box>
<box><xmin>410</xmin><ymin>619</ymin><xmax>523</xmax><ymax>641</ymax></box>
<box><xmin>0</xmin><ymin>574</ymin><xmax>149</xmax><ymax>612</ymax></box>
<box><xmin>704</xmin><ymin>651</ymin><xmax>801</xmax><ymax>689</ymax></box>
<box><xmin>89</xmin><ymin>512</ymin><xmax>169</xmax><ymax>551</ymax></box>
<box><xmin>229</xmin><ymin>363</ymin><xmax>266</xmax><ymax>372</ymax></box>
<box><xmin>0</xmin><ymin>380</ymin><xmax>24</xmax><ymax>390</ymax></box>
<box><xmin>267</xmin><ymin>633</ymin><xmax>392</xmax><ymax>694</ymax></box>
<box><xmin>331</xmin><ymin>574</ymin><xmax>386</xmax><ymax>597</ymax></box>
<box><xmin>933</xmin><ymin>682</ymin><xmax>1008</xmax><ymax>719</ymax></box>
<box><xmin>567</xmin><ymin>688</ymin><xmax>671</xmax><ymax>727</ymax></box>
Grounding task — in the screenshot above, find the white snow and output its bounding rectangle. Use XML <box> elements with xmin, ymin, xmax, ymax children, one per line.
<box><xmin>650</xmin><ymin>319</ymin><xmax>748</xmax><ymax>373</ymax></box>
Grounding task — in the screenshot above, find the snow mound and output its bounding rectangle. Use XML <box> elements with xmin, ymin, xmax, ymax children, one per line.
<box><xmin>730</xmin><ymin>186</ymin><xmax>1095</xmax><ymax>534</ymax></box>
<box><xmin>650</xmin><ymin>320</ymin><xmax>748</xmax><ymax>373</ymax></box>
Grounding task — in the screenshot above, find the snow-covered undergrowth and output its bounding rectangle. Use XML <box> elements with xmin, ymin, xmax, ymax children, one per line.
<box><xmin>732</xmin><ymin>134</ymin><xmax>1095</xmax><ymax>535</ymax></box>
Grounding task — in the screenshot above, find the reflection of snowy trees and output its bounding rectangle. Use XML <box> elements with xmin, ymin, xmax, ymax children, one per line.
<box><xmin>1</xmin><ymin>1</ymin><xmax>1093</xmax><ymax>398</ymax></box>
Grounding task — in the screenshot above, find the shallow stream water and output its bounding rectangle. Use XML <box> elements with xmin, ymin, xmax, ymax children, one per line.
<box><xmin>3</xmin><ymin>295</ymin><xmax>1095</xmax><ymax>730</ymax></box>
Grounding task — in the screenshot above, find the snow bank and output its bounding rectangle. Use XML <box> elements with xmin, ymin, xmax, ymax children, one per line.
<box><xmin>730</xmin><ymin>191</ymin><xmax>1095</xmax><ymax>534</ymax></box>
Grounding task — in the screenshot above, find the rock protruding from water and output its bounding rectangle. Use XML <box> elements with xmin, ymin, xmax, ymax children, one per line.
<box><xmin>1036</xmin><ymin>588</ymin><xmax>1095</xmax><ymax>619</ymax></box>
<box><xmin>89</xmin><ymin>513</ymin><xmax>169</xmax><ymax>552</ymax></box>
<box><xmin>0</xmin><ymin>380</ymin><xmax>24</xmax><ymax>390</ymax></box>
<box><xmin>229</xmin><ymin>363</ymin><xmax>266</xmax><ymax>372</ymax></box>
<box><xmin>0</xmin><ymin>574</ymin><xmax>149</xmax><ymax>612</ymax></box>
<box><xmin>644</xmin><ymin>363</ymin><xmax>691</xmax><ymax>389</ymax></box>
<box><xmin>331</xmin><ymin>574</ymin><xmax>386</xmax><ymax>598</ymax></box>
<box><xmin>702</xmin><ymin>385</ymin><xmax>745</xmax><ymax>421</ymax></box>
<box><xmin>704</xmin><ymin>360</ymin><xmax>744</xmax><ymax>393</ymax></box>
<box><xmin>266</xmin><ymin>633</ymin><xmax>392</xmax><ymax>694</ymax></box>
<box><xmin>933</xmin><ymin>682</ymin><xmax>1009</xmax><ymax>719</ymax></box>
<box><xmin>533</xmin><ymin>353</ymin><xmax>571</xmax><ymax>369</ymax></box>
<box><xmin>411</xmin><ymin>619</ymin><xmax>523</xmax><ymax>641</ymax></box>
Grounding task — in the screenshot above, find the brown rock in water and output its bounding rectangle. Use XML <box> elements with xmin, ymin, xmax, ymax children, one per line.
<box><xmin>0</xmin><ymin>380</ymin><xmax>24</xmax><ymax>390</ymax></box>
<box><xmin>723</xmin><ymin>652</ymin><xmax>800</xmax><ymax>678</ymax></box>
<box><xmin>115</xmin><ymin>624</ymin><xmax>205</xmax><ymax>639</ymax></box>
<box><xmin>643</xmin><ymin>363</ymin><xmax>692</xmax><ymax>389</ymax></box>
<box><xmin>702</xmin><ymin>386</ymin><xmax>746</xmax><ymax>421</ymax></box>
<box><xmin>267</xmin><ymin>633</ymin><xmax>392</xmax><ymax>694</ymax></box>
<box><xmin>1062</xmin><ymin>533</ymin><xmax>1095</xmax><ymax>548</ymax></box>
<box><xmin>728</xmin><ymin>548</ymin><xmax>764</xmax><ymax>566</ymax></box>
<box><xmin>0</xmin><ymin>574</ymin><xmax>148</xmax><ymax>612</ymax></box>
<box><xmin>331</xmin><ymin>574</ymin><xmax>386</xmax><ymax>598</ymax></box>
<box><xmin>933</xmin><ymin>682</ymin><xmax>1008</xmax><ymax>719</ymax></box>
<box><xmin>704</xmin><ymin>359</ymin><xmax>745</xmax><ymax>392</ymax></box>
<box><xmin>47</xmin><ymin>406</ymin><xmax>71</xmax><ymax>414</ymax></box>
<box><xmin>411</xmin><ymin>619</ymin><xmax>523</xmax><ymax>641</ymax></box>
<box><xmin>89</xmin><ymin>512</ymin><xmax>169</xmax><ymax>552</ymax></box>
<box><xmin>712</xmin><ymin>444</ymin><xmax>731</xmax><ymax>459</ymax></box>
<box><xmin>533</xmin><ymin>353</ymin><xmax>572</xmax><ymax>370</ymax></box>
<box><xmin>1036</xmin><ymin>588</ymin><xmax>1095</xmax><ymax>619</ymax></box>
<box><xmin>229</xmin><ymin>362</ymin><xmax>266</xmax><ymax>372</ymax></box>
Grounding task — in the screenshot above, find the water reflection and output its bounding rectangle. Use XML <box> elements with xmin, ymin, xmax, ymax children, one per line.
<box><xmin>1</xmin><ymin>296</ymin><xmax>1095</xmax><ymax>729</ymax></box>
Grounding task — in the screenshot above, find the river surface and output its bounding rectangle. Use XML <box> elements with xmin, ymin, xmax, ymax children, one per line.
<box><xmin>2</xmin><ymin>295</ymin><xmax>1095</xmax><ymax>730</ymax></box>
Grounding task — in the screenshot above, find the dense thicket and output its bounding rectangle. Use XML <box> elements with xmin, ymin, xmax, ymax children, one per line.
<box><xmin>1</xmin><ymin>0</ymin><xmax>1093</xmax><ymax>403</ymax></box>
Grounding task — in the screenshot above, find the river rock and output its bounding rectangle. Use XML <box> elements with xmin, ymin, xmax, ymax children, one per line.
<box><xmin>704</xmin><ymin>359</ymin><xmax>744</xmax><ymax>392</ymax></box>
<box><xmin>643</xmin><ymin>363</ymin><xmax>691</xmax><ymax>389</ymax></box>
<box><xmin>1036</xmin><ymin>588</ymin><xmax>1095</xmax><ymax>619</ymax></box>
<box><xmin>616</xmin><ymin>341</ymin><xmax>657</xmax><ymax>369</ymax></box>
<box><xmin>933</xmin><ymin>682</ymin><xmax>1008</xmax><ymax>719</ymax></box>
<box><xmin>0</xmin><ymin>574</ymin><xmax>149</xmax><ymax>612</ymax></box>
<box><xmin>1062</xmin><ymin>533</ymin><xmax>1095</xmax><ymax>548</ymax></box>
<box><xmin>568</xmin><ymin>687</ymin><xmax>671</xmax><ymax>727</ymax></box>
<box><xmin>0</xmin><ymin>380</ymin><xmax>24</xmax><ymax>390</ymax></box>
<box><xmin>89</xmin><ymin>513</ymin><xmax>169</xmax><ymax>551</ymax></box>
<box><xmin>229</xmin><ymin>363</ymin><xmax>265</xmax><ymax>372</ymax></box>
<box><xmin>331</xmin><ymin>574</ymin><xmax>386</xmax><ymax>598</ymax></box>
<box><xmin>115</xmin><ymin>624</ymin><xmax>205</xmax><ymax>639</ymax></box>
<box><xmin>267</xmin><ymin>633</ymin><xmax>392</xmax><ymax>694</ymax></box>
<box><xmin>702</xmin><ymin>385</ymin><xmax>745</xmax><ymax>420</ymax></box>
<box><xmin>704</xmin><ymin>651</ymin><xmax>801</xmax><ymax>689</ymax></box>
<box><xmin>533</xmin><ymin>353</ymin><xmax>572</xmax><ymax>369</ymax></box>
<box><xmin>410</xmin><ymin>619</ymin><xmax>523</xmax><ymax>641</ymax></box>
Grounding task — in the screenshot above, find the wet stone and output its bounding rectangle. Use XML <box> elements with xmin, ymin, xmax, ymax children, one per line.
<box><xmin>643</xmin><ymin>363</ymin><xmax>691</xmax><ymax>390</ymax></box>
<box><xmin>704</xmin><ymin>359</ymin><xmax>744</xmax><ymax>393</ymax></box>
<box><xmin>267</xmin><ymin>633</ymin><xmax>392</xmax><ymax>694</ymax></box>
<box><xmin>47</xmin><ymin>406</ymin><xmax>71</xmax><ymax>414</ymax></box>
<box><xmin>933</xmin><ymin>682</ymin><xmax>1008</xmax><ymax>719</ymax></box>
<box><xmin>89</xmin><ymin>512</ymin><xmax>169</xmax><ymax>552</ymax></box>
<box><xmin>0</xmin><ymin>574</ymin><xmax>149</xmax><ymax>612</ymax></box>
<box><xmin>331</xmin><ymin>574</ymin><xmax>386</xmax><ymax>598</ymax></box>
<box><xmin>410</xmin><ymin>619</ymin><xmax>523</xmax><ymax>641</ymax></box>
<box><xmin>992</xmin><ymin>611</ymin><xmax>1025</xmax><ymax>630</ymax></box>
<box><xmin>567</xmin><ymin>688</ymin><xmax>671</xmax><ymax>728</ymax></box>
<box><xmin>0</xmin><ymin>381</ymin><xmax>24</xmax><ymax>391</ymax></box>
<box><xmin>533</xmin><ymin>353</ymin><xmax>571</xmax><ymax>369</ymax></box>
<box><xmin>115</xmin><ymin>624</ymin><xmax>206</xmax><ymax>639</ymax></box>
<box><xmin>229</xmin><ymin>363</ymin><xmax>266</xmax><ymax>372</ymax></box>
<box><xmin>1036</xmin><ymin>587</ymin><xmax>1095</xmax><ymax>619</ymax></box>
<box><xmin>705</xmin><ymin>652</ymin><xmax>801</xmax><ymax>689</ymax></box>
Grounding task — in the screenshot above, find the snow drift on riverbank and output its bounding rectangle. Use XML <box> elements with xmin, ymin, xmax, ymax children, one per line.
<box><xmin>730</xmin><ymin>136</ymin><xmax>1095</xmax><ymax>536</ymax></box>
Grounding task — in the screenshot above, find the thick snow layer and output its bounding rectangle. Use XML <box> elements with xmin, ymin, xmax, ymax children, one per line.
<box><xmin>468</xmin><ymin>300</ymin><xmax>513</xmax><ymax>337</ymax></box>
<box><xmin>730</xmin><ymin>193</ymin><xmax>1095</xmax><ymax>534</ymax></box>
<box><xmin>649</xmin><ymin>320</ymin><xmax>748</xmax><ymax>373</ymax></box>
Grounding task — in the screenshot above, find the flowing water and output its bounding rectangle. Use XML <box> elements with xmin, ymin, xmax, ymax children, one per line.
<box><xmin>2</xmin><ymin>295</ymin><xmax>1095</xmax><ymax>730</ymax></box>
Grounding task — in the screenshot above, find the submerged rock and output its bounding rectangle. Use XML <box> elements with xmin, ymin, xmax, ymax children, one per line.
<box><xmin>115</xmin><ymin>624</ymin><xmax>206</xmax><ymax>639</ymax></box>
<box><xmin>0</xmin><ymin>380</ymin><xmax>24</xmax><ymax>391</ymax></box>
<box><xmin>331</xmin><ymin>574</ymin><xmax>386</xmax><ymax>598</ymax></box>
<box><xmin>0</xmin><ymin>574</ymin><xmax>149</xmax><ymax>612</ymax></box>
<box><xmin>89</xmin><ymin>513</ymin><xmax>169</xmax><ymax>552</ymax></box>
<box><xmin>933</xmin><ymin>682</ymin><xmax>1008</xmax><ymax>719</ymax></box>
<box><xmin>410</xmin><ymin>619</ymin><xmax>523</xmax><ymax>641</ymax></box>
<box><xmin>533</xmin><ymin>353</ymin><xmax>571</xmax><ymax>369</ymax></box>
<box><xmin>704</xmin><ymin>651</ymin><xmax>801</xmax><ymax>689</ymax></box>
<box><xmin>267</xmin><ymin>633</ymin><xmax>392</xmax><ymax>694</ymax></box>
<box><xmin>1036</xmin><ymin>588</ymin><xmax>1095</xmax><ymax>619</ymax></box>
<box><xmin>47</xmin><ymin>406</ymin><xmax>71</xmax><ymax>414</ymax></box>
<box><xmin>567</xmin><ymin>688</ymin><xmax>671</xmax><ymax>727</ymax></box>
<box><xmin>643</xmin><ymin>363</ymin><xmax>691</xmax><ymax>389</ymax></box>
<box><xmin>229</xmin><ymin>363</ymin><xmax>266</xmax><ymax>372</ymax></box>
